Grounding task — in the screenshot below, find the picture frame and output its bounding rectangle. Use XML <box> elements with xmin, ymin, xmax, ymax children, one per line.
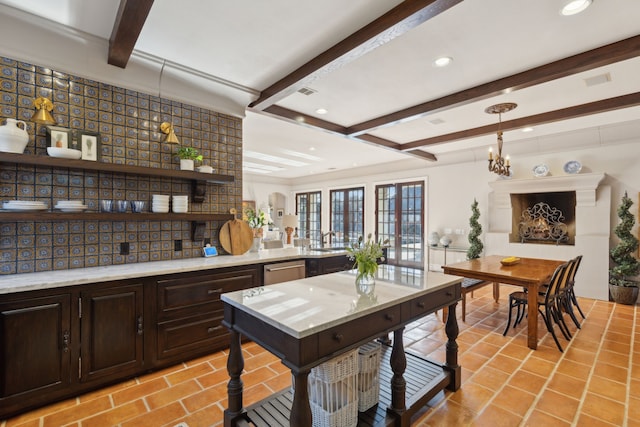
<box><xmin>46</xmin><ymin>126</ymin><xmax>72</xmax><ymax>149</ymax></box>
<box><xmin>79</xmin><ymin>131</ymin><xmax>100</xmax><ymax>161</ymax></box>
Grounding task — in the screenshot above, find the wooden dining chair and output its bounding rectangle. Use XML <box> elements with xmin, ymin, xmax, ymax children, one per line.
<box><xmin>502</xmin><ymin>262</ymin><xmax>570</xmax><ymax>352</ymax></box>
<box><xmin>566</xmin><ymin>255</ymin><xmax>585</xmax><ymax>320</ymax></box>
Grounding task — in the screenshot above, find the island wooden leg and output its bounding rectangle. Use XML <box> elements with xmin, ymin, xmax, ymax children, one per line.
<box><xmin>224</xmin><ymin>329</ymin><xmax>245</xmax><ymax>427</ymax></box>
<box><xmin>389</xmin><ymin>327</ymin><xmax>407</xmax><ymax>416</ymax></box>
<box><xmin>445</xmin><ymin>300</ymin><xmax>461</xmax><ymax>391</ymax></box>
<box><xmin>290</xmin><ymin>369</ymin><xmax>312</xmax><ymax>427</ymax></box>
<box><xmin>527</xmin><ymin>283</ymin><xmax>539</xmax><ymax>350</ymax></box>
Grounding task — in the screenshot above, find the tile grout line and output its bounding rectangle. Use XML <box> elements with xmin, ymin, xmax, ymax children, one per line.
<box><xmin>569</xmin><ymin>301</ymin><xmax>614</xmax><ymax>426</ymax></box>
<box><xmin>624</xmin><ymin>303</ymin><xmax>637</xmax><ymax>427</ymax></box>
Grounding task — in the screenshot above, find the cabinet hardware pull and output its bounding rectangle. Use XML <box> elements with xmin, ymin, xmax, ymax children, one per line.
<box><xmin>207</xmin><ymin>288</ymin><xmax>224</xmax><ymax>295</ymax></box>
<box><xmin>385</xmin><ymin>314</ymin><xmax>395</xmax><ymax>321</ymax></box>
<box><xmin>417</xmin><ymin>302</ymin><xmax>425</xmax><ymax>308</ymax></box>
<box><xmin>207</xmin><ymin>325</ymin><xmax>223</xmax><ymax>333</ymax></box>
<box><xmin>137</xmin><ymin>315</ymin><xmax>143</xmax><ymax>335</ymax></box>
<box><xmin>265</xmin><ymin>264</ymin><xmax>305</xmax><ymax>272</ymax></box>
<box><xmin>333</xmin><ymin>333</ymin><xmax>343</xmax><ymax>342</ymax></box>
<box><xmin>446</xmin><ymin>291</ymin><xmax>453</xmax><ymax>296</ymax></box>
<box><xmin>62</xmin><ymin>330</ymin><xmax>70</xmax><ymax>352</ymax></box>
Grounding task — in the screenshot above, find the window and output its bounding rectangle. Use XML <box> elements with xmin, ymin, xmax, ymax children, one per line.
<box><xmin>376</xmin><ymin>181</ymin><xmax>423</xmax><ymax>268</ymax></box>
<box><xmin>295</xmin><ymin>191</ymin><xmax>321</xmax><ymax>245</ymax></box>
<box><xmin>330</xmin><ymin>187</ymin><xmax>364</xmax><ymax>244</ymax></box>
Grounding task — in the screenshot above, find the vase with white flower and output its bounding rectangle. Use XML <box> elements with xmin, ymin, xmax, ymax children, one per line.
<box><xmin>346</xmin><ymin>234</ymin><xmax>389</xmax><ymax>290</ymax></box>
<box><xmin>244</xmin><ymin>207</ymin><xmax>273</xmax><ymax>251</ymax></box>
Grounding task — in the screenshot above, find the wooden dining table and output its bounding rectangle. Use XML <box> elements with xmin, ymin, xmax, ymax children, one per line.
<box><xmin>442</xmin><ymin>255</ymin><xmax>565</xmax><ymax>350</ymax></box>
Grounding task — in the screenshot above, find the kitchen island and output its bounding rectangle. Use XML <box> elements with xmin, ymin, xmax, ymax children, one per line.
<box><xmin>222</xmin><ymin>265</ymin><xmax>462</xmax><ymax>427</ymax></box>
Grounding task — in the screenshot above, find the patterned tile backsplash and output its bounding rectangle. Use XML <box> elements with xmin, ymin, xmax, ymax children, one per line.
<box><xmin>0</xmin><ymin>56</ymin><xmax>243</xmax><ymax>275</ymax></box>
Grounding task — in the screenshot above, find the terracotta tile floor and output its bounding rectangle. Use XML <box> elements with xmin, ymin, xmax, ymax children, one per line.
<box><xmin>2</xmin><ymin>285</ymin><xmax>638</xmax><ymax>427</ymax></box>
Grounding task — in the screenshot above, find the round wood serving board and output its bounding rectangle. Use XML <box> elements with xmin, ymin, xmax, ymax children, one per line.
<box><xmin>219</xmin><ymin>209</ymin><xmax>253</xmax><ymax>255</ymax></box>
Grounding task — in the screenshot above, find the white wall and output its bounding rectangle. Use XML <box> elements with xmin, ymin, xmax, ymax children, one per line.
<box><xmin>244</xmin><ymin>139</ymin><xmax>640</xmax><ymax>301</ymax></box>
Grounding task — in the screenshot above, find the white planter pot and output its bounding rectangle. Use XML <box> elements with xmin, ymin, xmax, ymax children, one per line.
<box><xmin>180</xmin><ymin>159</ymin><xmax>194</xmax><ymax>170</ymax></box>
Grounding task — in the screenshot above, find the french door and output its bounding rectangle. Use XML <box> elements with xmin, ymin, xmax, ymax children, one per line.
<box><xmin>376</xmin><ymin>181</ymin><xmax>424</xmax><ymax>268</ymax></box>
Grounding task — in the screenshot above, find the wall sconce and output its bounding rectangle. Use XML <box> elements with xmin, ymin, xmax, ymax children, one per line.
<box><xmin>31</xmin><ymin>97</ymin><xmax>56</xmax><ymax>125</ymax></box>
<box><xmin>282</xmin><ymin>214</ymin><xmax>298</xmax><ymax>245</ymax></box>
<box><xmin>160</xmin><ymin>122</ymin><xmax>180</xmax><ymax>144</ymax></box>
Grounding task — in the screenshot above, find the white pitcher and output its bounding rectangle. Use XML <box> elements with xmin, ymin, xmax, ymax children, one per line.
<box><xmin>0</xmin><ymin>118</ymin><xmax>29</xmax><ymax>153</ymax></box>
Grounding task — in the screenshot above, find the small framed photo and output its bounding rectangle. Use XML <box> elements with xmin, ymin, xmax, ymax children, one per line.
<box><xmin>277</xmin><ymin>209</ymin><xmax>284</xmax><ymax>218</ymax></box>
<box><xmin>79</xmin><ymin>131</ymin><xmax>100</xmax><ymax>161</ymax></box>
<box><xmin>46</xmin><ymin>126</ymin><xmax>72</xmax><ymax>149</ymax></box>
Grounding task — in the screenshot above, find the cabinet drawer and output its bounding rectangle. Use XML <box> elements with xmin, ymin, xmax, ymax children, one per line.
<box><xmin>410</xmin><ymin>285</ymin><xmax>460</xmax><ymax>318</ymax></box>
<box><xmin>157</xmin><ymin>311</ymin><xmax>227</xmax><ymax>361</ymax></box>
<box><xmin>318</xmin><ymin>305</ymin><xmax>401</xmax><ymax>356</ymax></box>
<box><xmin>157</xmin><ymin>268</ymin><xmax>258</xmax><ymax>318</ymax></box>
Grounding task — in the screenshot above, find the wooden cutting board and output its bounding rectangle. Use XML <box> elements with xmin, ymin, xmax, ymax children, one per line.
<box><xmin>219</xmin><ymin>209</ymin><xmax>253</xmax><ymax>255</ymax></box>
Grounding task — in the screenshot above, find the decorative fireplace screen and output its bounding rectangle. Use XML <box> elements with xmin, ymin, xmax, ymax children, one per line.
<box><xmin>518</xmin><ymin>202</ymin><xmax>569</xmax><ymax>244</ymax></box>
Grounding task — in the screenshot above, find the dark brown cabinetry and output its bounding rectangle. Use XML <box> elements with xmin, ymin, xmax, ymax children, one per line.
<box><xmin>0</xmin><ymin>294</ymin><xmax>72</xmax><ymax>417</ymax></box>
<box><xmin>305</xmin><ymin>254</ymin><xmax>352</xmax><ymax>277</ymax></box>
<box><xmin>79</xmin><ymin>283</ymin><xmax>145</xmax><ymax>383</ymax></box>
<box><xmin>153</xmin><ymin>266</ymin><xmax>259</xmax><ymax>367</ymax></box>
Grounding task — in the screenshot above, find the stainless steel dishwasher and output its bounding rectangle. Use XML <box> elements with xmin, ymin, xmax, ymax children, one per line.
<box><xmin>263</xmin><ymin>260</ymin><xmax>306</xmax><ymax>285</ymax></box>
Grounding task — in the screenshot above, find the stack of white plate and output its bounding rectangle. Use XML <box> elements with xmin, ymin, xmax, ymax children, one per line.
<box><xmin>2</xmin><ymin>200</ymin><xmax>48</xmax><ymax>211</ymax></box>
<box><xmin>172</xmin><ymin>195</ymin><xmax>188</xmax><ymax>213</ymax></box>
<box><xmin>152</xmin><ymin>194</ymin><xmax>170</xmax><ymax>213</ymax></box>
<box><xmin>54</xmin><ymin>200</ymin><xmax>88</xmax><ymax>212</ymax></box>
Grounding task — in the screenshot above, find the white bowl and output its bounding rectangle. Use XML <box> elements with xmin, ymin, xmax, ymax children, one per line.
<box><xmin>47</xmin><ymin>147</ymin><xmax>82</xmax><ymax>159</ymax></box>
<box><xmin>196</xmin><ymin>165</ymin><xmax>213</xmax><ymax>173</ymax></box>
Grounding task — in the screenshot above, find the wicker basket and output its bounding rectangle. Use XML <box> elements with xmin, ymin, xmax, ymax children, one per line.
<box><xmin>357</xmin><ymin>341</ymin><xmax>381</xmax><ymax>411</ymax></box>
<box><xmin>292</xmin><ymin>348</ymin><xmax>359</xmax><ymax>427</ymax></box>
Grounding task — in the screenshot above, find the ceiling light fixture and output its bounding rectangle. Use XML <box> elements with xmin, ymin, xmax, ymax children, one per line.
<box><xmin>486</xmin><ymin>102</ymin><xmax>517</xmax><ymax>177</ymax></box>
<box><xmin>522</xmin><ymin>127</ymin><xmax>534</xmax><ymax>132</ymax></box>
<box><xmin>31</xmin><ymin>97</ymin><xmax>56</xmax><ymax>125</ymax></box>
<box><xmin>315</xmin><ymin>108</ymin><xmax>328</xmax><ymax>115</ymax></box>
<box><xmin>433</xmin><ymin>56</ymin><xmax>453</xmax><ymax>67</ymax></box>
<box><xmin>560</xmin><ymin>0</ymin><xmax>592</xmax><ymax>16</ymax></box>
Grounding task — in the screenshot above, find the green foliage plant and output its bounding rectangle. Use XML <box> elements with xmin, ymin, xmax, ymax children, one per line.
<box><xmin>467</xmin><ymin>198</ymin><xmax>484</xmax><ymax>260</ymax></box>
<box><xmin>346</xmin><ymin>234</ymin><xmax>389</xmax><ymax>282</ymax></box>
<box><xmin>177</xmin><ymin>146</ymin><xmax>203</xmax><ymax>161</ymax></box>
<box><xmin>609</xmin><ymin>191</ymin><xmax>640</xmax><ymax>287</ymax></box>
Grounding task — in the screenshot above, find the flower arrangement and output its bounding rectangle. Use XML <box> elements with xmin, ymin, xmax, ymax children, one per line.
<box><xmin>346</xmin><ymin>234</ymin><xmax>389</xmax><ymax>282</ymax></box>
<box><xmin>244</xmin><ymin>207</ymin><xmax>272</xmax><ymax>229</ymax></box>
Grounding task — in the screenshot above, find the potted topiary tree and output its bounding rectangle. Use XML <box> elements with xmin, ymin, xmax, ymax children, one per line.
<box><xmin>467</xmin><ymin>198</ymin><xmax>483</xmax><ymax>260</ymax></box>
<box><xmin>609</xmin><ymin>191</ymin><xmax>640</xmax><ymax>305</ymax></box>
<box><xmin>177</xmin><ymin>147</ymin><xmax>203</xmax><ymax>171</ymax></box>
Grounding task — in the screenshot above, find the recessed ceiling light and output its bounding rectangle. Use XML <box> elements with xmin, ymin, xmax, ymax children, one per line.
<box><xmin>309</xmin><ymin>146</ymin><xmax>316</xmax><ymax>151</ymax></box>
<box><xmin>560</xmin><ymin>0</ymin><xmax>592</xmax><ymax>16</ymax></box>
<box><xmin>522</xmin><ymin>127</ymin><xmax>534</xmax><ymax>132</ymax></box>
<box><xmin>433</xmin><ymin>56</ymin><xmax>453</xmax><ymax>67</ymax></box>
<box><xmin>315</xmin><ymin>108</ymin><xmax>328</xmax><ymax>115</ymax></box>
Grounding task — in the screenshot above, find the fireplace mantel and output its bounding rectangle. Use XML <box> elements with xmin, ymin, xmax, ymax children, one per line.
<box><xmin>488</xmin><ymin>172</ymin><xmax>606</xmax><ymax>207</ymax></box>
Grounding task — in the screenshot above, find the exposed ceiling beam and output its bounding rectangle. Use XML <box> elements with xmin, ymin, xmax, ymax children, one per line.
<box><xmin>347</xmin><ymin>34</ymin><xmax>640</xmax><ymax>136</ymax></box>
<box><xmin>401</xmin><ymin>91</ymin><xmax>640</xmax><ymax>150</ymax></box>
<box><xmin>108</xmin><ymin>0</ymin><xmax>155</xmax><ymax>68</ymax></box>
<box><xmin>249</xmin><ymin>0</ymin><xmax>463</xmax><ymax>110</ymax></box>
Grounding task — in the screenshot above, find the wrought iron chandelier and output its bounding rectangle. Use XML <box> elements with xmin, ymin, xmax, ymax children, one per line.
<box><xmin>485</xmin><ymin>102</ymin><xmax>517</xmax><ymax>176</ymax></box>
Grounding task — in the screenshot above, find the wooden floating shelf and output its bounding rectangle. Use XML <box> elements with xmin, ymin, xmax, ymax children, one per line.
<box><xmin>0</xmin><ymin>152</ymin><xmax>235</xmax><ymax>203</ymax></box>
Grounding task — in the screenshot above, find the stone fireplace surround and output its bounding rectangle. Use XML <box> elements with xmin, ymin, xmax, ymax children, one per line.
<box><xmin>486</xmin><ymin>173</ymin><xmax>609</xmax><ymax>300</ymax></box>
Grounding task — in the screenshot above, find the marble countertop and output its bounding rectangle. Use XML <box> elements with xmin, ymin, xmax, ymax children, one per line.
<box><xmin>0</xmin><ymin>247</ymin><xmax>348</xmax><ymax>294</ymax></box>
<box><xmin>222</xmin><ymin>265</ymin><xmax>461</xmax><ymax>338</ymax></box>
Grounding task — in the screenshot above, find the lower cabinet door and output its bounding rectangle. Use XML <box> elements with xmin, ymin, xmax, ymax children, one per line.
<box><xmin>0</xmin><ymin>294</ymin><xmax>72</xmax><ymax>418</ymax></box>
<box><xmin>156</xmin><ymin>311</ymin><xmax>227</xmax><ymax>363</ymax></box>
<box><xmin>80</xmin><ymin>283</ymin><xmax>144</xmax><ymax>383</ymax></box>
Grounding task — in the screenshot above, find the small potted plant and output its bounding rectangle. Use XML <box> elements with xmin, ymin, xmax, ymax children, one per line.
<box><xmin>346</xmin><ymin>234</ymin><xmax>389</xmax><ymax>290</ymax></box>
<box><xmin>609</xmin><ymin>191</ymin><xmax>640</xmax><ymax>304</ymax></box>
<box><xmin>176</xmin><ymin>147</ymin><xmax>203</xmax><ymax>171</ymax></box>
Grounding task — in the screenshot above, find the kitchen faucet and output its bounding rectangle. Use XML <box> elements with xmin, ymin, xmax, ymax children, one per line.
<box><xmin>320</xmin><ymin>230</ymin><xmax>335</xmax><ymax>247</ymax></box>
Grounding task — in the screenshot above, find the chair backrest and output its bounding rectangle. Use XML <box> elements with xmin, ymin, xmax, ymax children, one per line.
<box><xmin>567</xmin><ymin>255</ymin><xmax>582</xmax><ymax>288</ymax></box>
<box><xmin>543</xmin><ymin>262</ymin><xmax>570</xmax><ymax>305</ymax></box>
<box><xmin>557</xmin><ymin>258</ymin><xmax>577</xmax><ymax>296</ymax></box>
